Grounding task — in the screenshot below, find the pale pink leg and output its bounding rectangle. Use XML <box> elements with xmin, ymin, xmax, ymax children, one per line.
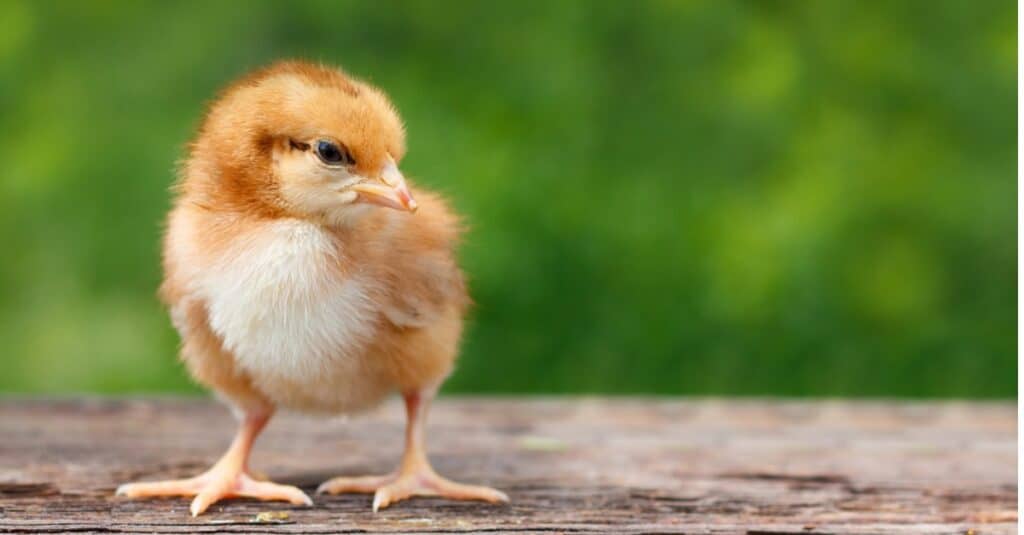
<box><xmin>317</xmin><ymin>390</ymin><xmax>508</xmax><ymax>511</ymax></box>
<box><xmin>116</xmin><ymin>410</ymin><xmax>312</xmax><ymax>516</ymax></box>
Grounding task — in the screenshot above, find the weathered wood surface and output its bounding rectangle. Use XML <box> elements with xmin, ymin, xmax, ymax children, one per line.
<box><xmin>0</xmin><ymin>398</ymin><xmax>1015</xmax><ymax>534</ymax></box>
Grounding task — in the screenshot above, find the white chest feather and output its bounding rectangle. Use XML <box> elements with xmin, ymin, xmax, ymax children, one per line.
<box><xmin>195</xmin><ymin>220</ymin><xmax>378</xmax><ymax>385</ymax></box>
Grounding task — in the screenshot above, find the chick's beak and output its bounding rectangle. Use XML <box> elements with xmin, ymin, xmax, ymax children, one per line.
<box><xmin>352</xmin><ymin>158</ymin><xmax>418</xmax><ymax>212</ymax></box>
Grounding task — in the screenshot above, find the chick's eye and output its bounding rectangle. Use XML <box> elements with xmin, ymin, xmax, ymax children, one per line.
<box><xmin>315</xmin><ymin>140</ymin><xmax>353</xmax><ymax>166</ymax></box>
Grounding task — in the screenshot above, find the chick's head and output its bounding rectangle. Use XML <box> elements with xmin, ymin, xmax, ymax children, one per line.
<box><xmin>189</xmin><ymin>60</ymin><xmax>417</xmax><ymax>224</ymax></box>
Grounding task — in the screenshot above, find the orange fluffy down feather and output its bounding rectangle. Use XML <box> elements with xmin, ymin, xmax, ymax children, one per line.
<box><xmin>116</xmin><ymin>60</ymin><xmax>506</xmax><ymax>516</ymax></box>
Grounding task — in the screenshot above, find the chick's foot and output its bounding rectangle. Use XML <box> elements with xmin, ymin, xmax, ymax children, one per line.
<box><xmin>117</xmin><ymin>469</ymin><xmax>311</xmax><ymax>516</ymax></box>
<box><xmin>316</xmin><ymin>389</ymin><xmax>507</xmax><ymax>512</ymax></box>
<box><xmin>371</xmin><ymin>465</ymin><xmax>508</xmax><ymax>512</ymax></box>
<box><xmin>115</xmin><ymin>410</ymin><xmax>311</xmax><ymax>516</ymax></box>
<box><xmin>317</xmin><ymin>462</ymin><xmax>507</xmax><ymax>512</ymax></box>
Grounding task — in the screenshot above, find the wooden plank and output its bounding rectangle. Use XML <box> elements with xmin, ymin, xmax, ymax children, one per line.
<box><xmin>0</xmin><ymin>398</ymin><xmax>1015</xmax><ymax>534</ymax></box>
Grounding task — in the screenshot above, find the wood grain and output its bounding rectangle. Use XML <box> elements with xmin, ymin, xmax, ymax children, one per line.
<box><xmin>0</xmin><ymin>398</ymin><xmax>1015</xmax><ymax>534</ymax></box>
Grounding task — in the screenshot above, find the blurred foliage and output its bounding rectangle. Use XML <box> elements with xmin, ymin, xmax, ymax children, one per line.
<box><xmin>0</xmin><ymin>0</ymin><xmax>1015</xmax><ymax>398</ymax></box>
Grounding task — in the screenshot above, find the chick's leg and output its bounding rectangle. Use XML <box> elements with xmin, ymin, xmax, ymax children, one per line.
<box><xmin>318</xmin><ymin>389</ymin><xmax>508</xmax><ymax>511</ymax></box>
<box><xmin>116</xmin><ymin>410</ymin><xmax>312</xmax><ymax>516</ymax></box>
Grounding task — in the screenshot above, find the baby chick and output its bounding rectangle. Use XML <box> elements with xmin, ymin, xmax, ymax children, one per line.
<box><xmin>116</xmin><ymin>60</ymin><xmax>507</xmax><ymax>516</ymax></box>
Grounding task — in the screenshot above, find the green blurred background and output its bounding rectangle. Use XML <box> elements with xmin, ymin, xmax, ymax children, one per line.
<box><xmin>0</xmin><ymin>1</ymin><xmax>1015</xmax><ymax>398</ymax></box>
